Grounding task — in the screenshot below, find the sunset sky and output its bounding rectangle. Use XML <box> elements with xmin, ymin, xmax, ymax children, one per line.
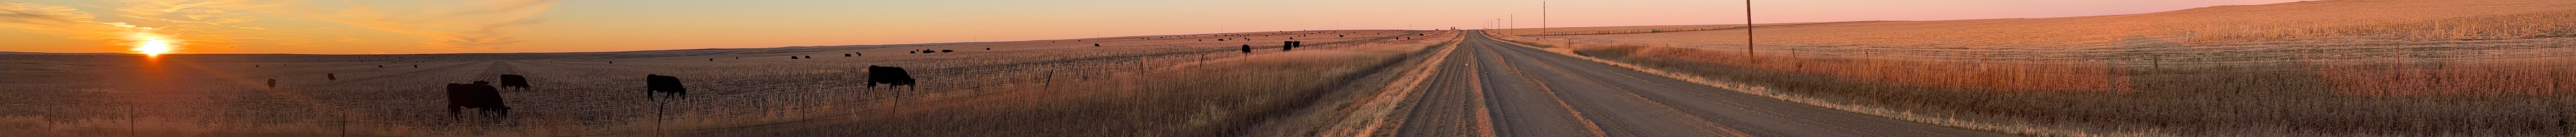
<box><xmin>0</xmin><ymin>0</ymin><xmax>2306</xmax><ymax>54</ymax></box>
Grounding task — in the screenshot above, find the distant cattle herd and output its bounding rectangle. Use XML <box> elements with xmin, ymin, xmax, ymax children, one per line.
<box><xmin>401</xmin><ymin>66</ymin><xmax>921</xmax><ymax>119</ymax></box>
<box><xmin>324</xmin><ymin>31</ymin><xmax>1410</xmax><ymax>119</ymax></box>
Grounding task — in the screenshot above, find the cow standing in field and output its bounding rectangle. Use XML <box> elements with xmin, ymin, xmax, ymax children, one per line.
<box><xmin>267</xmin><ymin>79</ymin><xmax>277</xmax><ymax>88</ymax></box>
<box><xmin>865</xmin><ymin>65</ymin><xmax>917</xmax><ymax>90</ymax></box>
<box><xmin>447</xmin><ymin>81</ymin><xmax>511</xmax><ymax>119</ymax></box>
<box><xmin>646</xmin><ymin>74</ymin><xmax>687</xmax><ymax>101</ymax></box>
<box><xmin>500</xmin><ymin>74</ymin><xmax>531</xmax><ymax>90</ymax></box>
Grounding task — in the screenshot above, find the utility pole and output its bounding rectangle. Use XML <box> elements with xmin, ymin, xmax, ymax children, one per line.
<box><xmin>1745</xmin><ymin>0</ymin><xmax>1756</xmax><ymax>60</ymax></box>
<box><xmin>1543</xmin><ymin>1</ymin><xmax>1548</xmax><ymax>36</ymax></box>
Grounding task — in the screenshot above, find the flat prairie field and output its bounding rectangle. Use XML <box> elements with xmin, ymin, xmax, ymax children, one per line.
<box><xmin>0</xmin><ymin>30</ymin><xmax>1450</xmax><ymax>137</ymax></box>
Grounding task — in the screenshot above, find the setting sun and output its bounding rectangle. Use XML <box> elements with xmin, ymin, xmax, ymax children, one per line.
<box><xmin>123</xmin><ymin>29</ymin><xmax>177</xmax><ymax>56</ymax></box>
<box><xmin>133</xmin><ymin>39</ymin><xmax>172</xmax><ymax>56</ymax></box>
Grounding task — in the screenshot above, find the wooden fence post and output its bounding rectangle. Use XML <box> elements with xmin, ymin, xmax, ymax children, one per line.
<box><xmin>128</xmin><ymin>105</ymin><xmax>136</xmax><ymax>137</ymax></box>
<box><xmin>656</xmin><ymin>101</ymin><xmax>665</xmax><ymax>137</ymax></box>
<box><xmin>340</xmin><ymin>111</ymin><xmax>349</xmax><ymax>137</ymax></box>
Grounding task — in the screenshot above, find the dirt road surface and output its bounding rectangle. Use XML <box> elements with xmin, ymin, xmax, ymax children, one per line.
<box><xmin>1387</xmin><ymin>31</ymin><xmax>2020</xmax><ymax>137</ymax></box>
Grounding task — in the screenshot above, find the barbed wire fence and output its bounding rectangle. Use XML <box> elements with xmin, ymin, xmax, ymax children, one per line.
<box><xmin>0</xmin><ymin>31</ymin><xmax>1459</xmax><ymax>137</ymax></box>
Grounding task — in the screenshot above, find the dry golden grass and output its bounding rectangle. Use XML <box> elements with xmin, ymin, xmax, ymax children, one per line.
<box><xmin>1493</xmin><ymin>29</ymin><xmax>2576</xmax><ymax>137</ymax></box>
<box><xmin>756</xmin><ymin>32</ymin><xmax>1459</xmax><ymax>137</ymax></box>
<box><xmin>1546</xmin><ymin>0</ymin><xmax>2576</xmax><ymax>49</ymax></box>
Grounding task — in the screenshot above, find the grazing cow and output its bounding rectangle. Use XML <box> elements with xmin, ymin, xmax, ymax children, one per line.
<box><xmin>791</xmin><ymin>56</ymin><xmax>800</xmax><ymax>59</ymax></box>
<box><xmin>846</xmin><ymin>54</ymin><xmax>852</xmax><ymax>57</ymax></box>
<box><xmin>710</xmin><ymin>58</ymin><xmax>716</xmax><ymax>61</ymax></box>
<box><xmin>1094</xmin><ymin>44</ymin><xmax>1101</xmax><ymax>46</ymax></box>
<box><xmin>378</xmin><ymin>65</ymin><xmax>384</xmax><ymax>67</ymax></box>
<box><xmin>500</xmin><ymin>74</ymin><xmax>531</xmax><ymax>90</ymax></box>
<box><xmin>446</xmin><ymin>81</ymin><xmax>511</xmax><ymax>119</ymax></box>
<box><xmin>646</xmin><ymin>74</ymin><xmax>687</xmax><ymax>101</ymax></box>
<box><xmin>1241</xmin><ymin>45</ymin><xmax>1252</xmax><ymax>53</ymax></box>
<box><xmin>609</xmin><ymin>61</ymin><xmax>615</xmax><ymax>64</ymax></box>
<box><xmin>909</xmin><ymin>51</ymin><xmax>917</xmax><ymax>54</ymax></box>
<box><xmin>984</xmin><ymin>48</ymin><xmax>990</xmax><ymax>50</ymax></box>
<box><xmin>940</xmin><ymin>50</ymin><xmax>953</xmax><ymax>52</ymax></box>
<box><xmin>267</xmin><ymin>79</ymin><xmax>277</xmax><ymax>88</ymax></box>
<box><xmin>805</xmin><ymin>56</ymin><xmax>812</xmax><ymax>58</ymax></box>
<box><xmin>865</xmin><ymin>65</ymin><xmax>917</xmax><ymax>90</ymax></box>
<box><xmin>328</xmin><ymin>73</ymin><xmax>337</xmax><ymax>80</ymax></box>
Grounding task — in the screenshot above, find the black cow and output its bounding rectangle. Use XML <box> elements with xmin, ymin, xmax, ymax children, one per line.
<box><xmin>646</xmin><ymin>74</ymin><xmax>687</xmax><ymax>101</ymax></box>
<box><xmin>791</xmin><ymin>56</ymin><xmax>800</xmax><ymax>59</ymax></box>
<box><xmin>909</xmin><ymin>51</ymin><xmax>917</xmax><ymax>54</ymax></box>
<box><xmin>865</xmin><ymin>65</ymin><xmax>917</xmax><ymax>90</ymax></box>
<box><xmin>940</xmin><ymin>50</ymin><xmax>953</xmax><ymax>52</ymax></box>
<box><xmin>1241</xmin><ymin>45</ymin><xmax>1253</xmax><ymax>53</ymax></box>
<box><xmin>846</xmin><ymin>54</ymin><xmax>852</xmax><ymax>57</ymax></box>
<box><xmin>267</xmin><ymin>79</ymin><xmax>277</xmax><ymax>88</ymax></box>
<box><xmin>446</xmin><ymin>81</ymin><xmax>511</xmax><ymax>119</ymax></box>
<box><xmin>500</xmin><ymin>74</ymin><xmax>531</xmax><ymax>90</ymax></box>
<box><xmin>1094</xmin><ymin>43</ymin><xmax>1101</xmax><ymax>46</ymax></box>
<box><xmin>327</xmin><ymin>73</ymin><xmax>337</xmax><ymax>80</ymax></box>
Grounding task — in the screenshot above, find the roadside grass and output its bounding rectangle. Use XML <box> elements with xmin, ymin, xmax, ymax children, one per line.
<box><xmin>1492</xmin><ymin>35</ymin><xmax>2576</xmax><ymax>137</ymax></box>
